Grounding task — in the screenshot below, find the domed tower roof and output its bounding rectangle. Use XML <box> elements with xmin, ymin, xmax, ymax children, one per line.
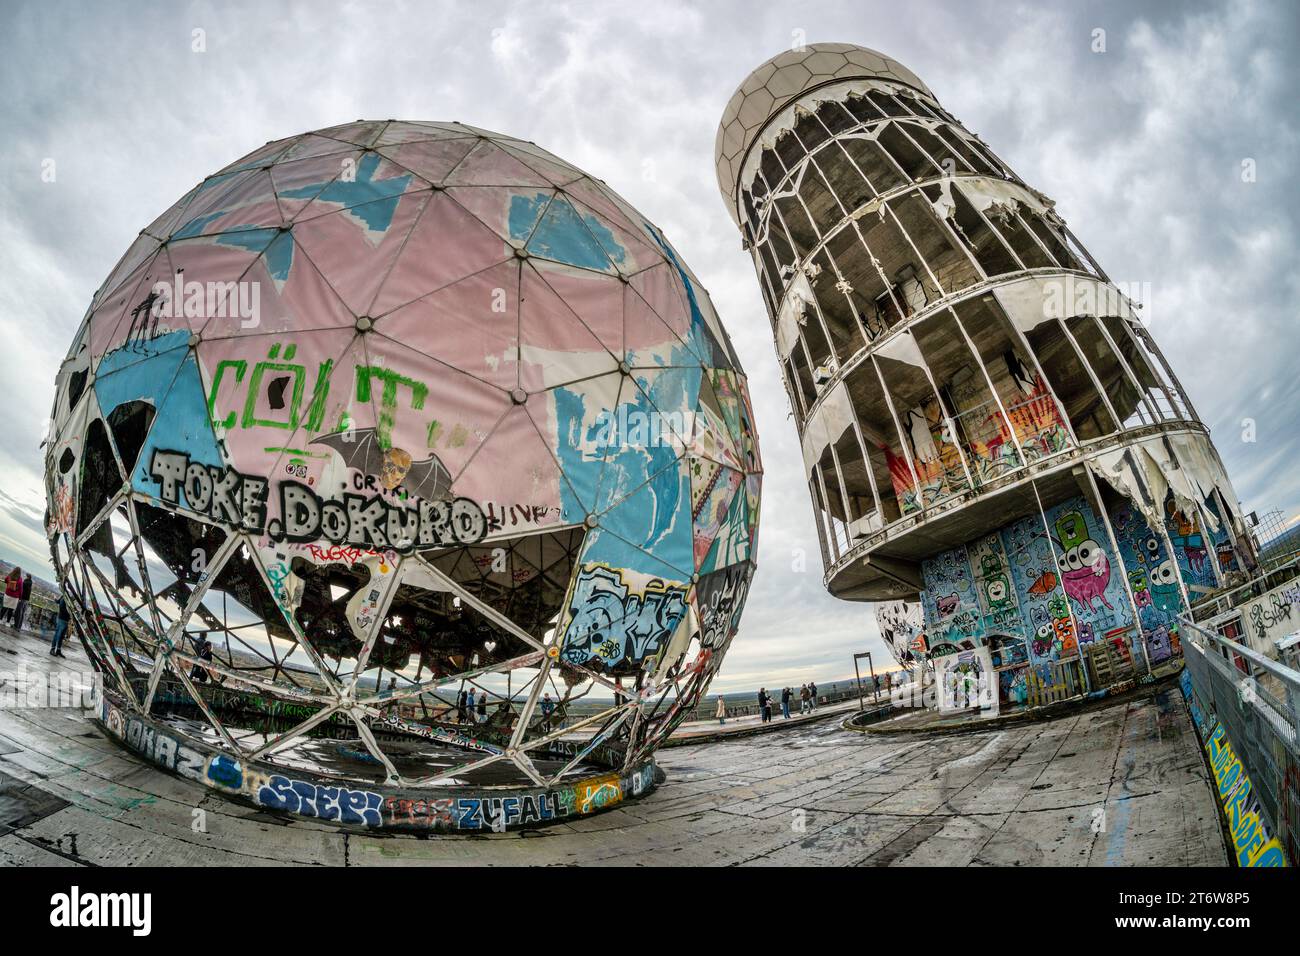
<box><xmin>715</xmin><ymin>43</ymin><xmax>933</xmax><ymax>225</ymax></box>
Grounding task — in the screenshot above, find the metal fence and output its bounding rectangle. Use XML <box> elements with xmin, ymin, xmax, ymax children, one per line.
<box><xmin>2</xmin><ymin>597</ymin><xmax>57</xmax><ymax>639</ymax></box>
<box><xmin>686</xmin><ymin>685</ymin><xmax>873</xmax><ymax>723</ymax></box>
<box><xmin>1179</xmin><ymin>614</ymin><xmax>1300</xmax><ymax>865</ymax></box>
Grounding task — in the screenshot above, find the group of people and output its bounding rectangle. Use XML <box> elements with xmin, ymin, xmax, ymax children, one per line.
<box><xmin>744</xmin><ymin>682</ymin><xmax>818</xmax><ymax>724</ymax></box>
<box><xmin>773</xmin><ymin>683</ymin><xmax>818</xmax><ymax>720</ymax></box>
<box><xmin>455</xmin><ymin>688</ymin><xmax>489</xmax><ymax>723</ymax></box>
<box><xmin>2</xmin><ymin>566</ymin><xmax>33</xmax><ymax>632</ymax></box>
<box><xmin>379</xmin><ymin>681</ymin><xmax>556</xmax><ymax>729</ymax></box>
<box><xmin>3</xmin><ymin>567</ymin><xmax>71</xmax><ymax>659</ymax></box>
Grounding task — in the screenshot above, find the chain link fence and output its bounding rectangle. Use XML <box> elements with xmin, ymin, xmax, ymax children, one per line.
<box><xmin>1180</xmin><ymin>614</ymin><xmax>1299</xmax><ymax>865</ymax></box>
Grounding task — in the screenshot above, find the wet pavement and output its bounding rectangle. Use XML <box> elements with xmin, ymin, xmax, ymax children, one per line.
<box><xmin>0</xmin><ymin>626</ymin><xmax>1226</xmax><ymax>866</ymax></box>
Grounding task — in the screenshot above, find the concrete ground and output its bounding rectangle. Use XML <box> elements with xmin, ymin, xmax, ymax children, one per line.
<box><xmin>0</xmin><ymin>627</ymin><xmax>1227</xmax><ymax>866</ymax></box>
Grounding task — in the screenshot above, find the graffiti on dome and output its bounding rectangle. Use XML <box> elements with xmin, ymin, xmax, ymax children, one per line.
<box><xmin>47</xmin><ymin>121</ymin><xmax>761</xmax><ymax>804</ymax></box>
<box><xmin>146</xmin><ymin>448</ymin><xmax>487</xmax><ymax>549</ymax></box>
<box><xmin>560</xmin><ymin>566</ymin><xmax>689</xmax><ymax>670</ymax></box>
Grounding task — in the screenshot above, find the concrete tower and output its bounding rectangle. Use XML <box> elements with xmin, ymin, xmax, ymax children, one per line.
<box><xmin>716</xmin><ymin>43</ymin><xmax>1258</xmax><ymax>708</ymax></box>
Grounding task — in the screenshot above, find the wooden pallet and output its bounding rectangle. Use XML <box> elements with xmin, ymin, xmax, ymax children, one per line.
<box><xmin>1084</xmin><ymin>638</ymin><xmax>1137</xmax><ymax>689</ymax></box>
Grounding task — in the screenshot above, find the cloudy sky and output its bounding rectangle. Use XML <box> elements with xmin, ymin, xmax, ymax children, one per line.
<box><xmin>2</xmin><ymin>0</ymin><xmax>1296</xmax><ymax>692</ymax></box>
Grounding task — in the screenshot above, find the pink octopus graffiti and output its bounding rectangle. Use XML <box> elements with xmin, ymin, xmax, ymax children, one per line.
<box><xmin>1057</xmin><ymin>539</ymin><xmax>1114</xmax><ymax>613</ymax></box>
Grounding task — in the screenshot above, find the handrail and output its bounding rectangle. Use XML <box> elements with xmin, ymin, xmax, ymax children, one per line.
<box><xmin>1179</xmin><ymin>611</ymin><xmax>1299</xmax><ymax>866</ymax></box>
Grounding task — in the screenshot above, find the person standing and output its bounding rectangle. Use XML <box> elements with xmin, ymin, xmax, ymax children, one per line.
<box><xmin>50</xmin><ymin>595</ymin><xmax>70</xmax><ymax>657</ymax></box>
<box><xmin>476</xmin><ymin>690</ymin><xmax>487</xmax><ymax>723</ymax></box>
<box><xmin>715</xmin><ymin>696</ymin><xmax>727</xmax><ymax>725</ymax></box>
<box><xmin>2</xmin><ymin>566</ymin><xmax>21</xmax><ymax>625</ymax></box>
<box><xmin>189</xmin><ymin>633</ymin><xmax>213</xmax><ymax>683</ymax></box>
<box><xmin>540</xmin><ymin>693</ymin><xmax>554</xmax><ymax>721</ymax></box>
<box><xmin>456</xmin><ymin>689</ymin><xmax>468</xmax><ymax>723</ymax></box>
<box><xmin>809</xmin><ymin>681</ymin><xmax>818</xmax><ymax>710</ymax></box>
<box><xmin>780</xmin><ymin>686</ymin><xmax>792</xmax><ymax>719</ymax></box>
<box><xmin>758</xmin><ymin>687</ymin><xmax>770</xmax><ymax>723</ymax></box>
<box><xmin>15</xmin><ymin>574</ymin><xmax>32</xmax><ymax>632</ymax></box>
<box><xmin>800</xmin><ymin>683</ymin><xmax>810</xmax><ymax>714</ymax></box>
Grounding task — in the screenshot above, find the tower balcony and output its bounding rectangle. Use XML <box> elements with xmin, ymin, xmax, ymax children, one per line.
<box><xmin>823</xmin><ymin>418</ymin><xmax>1215</xmax><ymax>601</ymax></box>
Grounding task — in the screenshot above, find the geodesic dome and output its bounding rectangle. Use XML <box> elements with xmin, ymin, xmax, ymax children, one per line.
<box><xmin>43</xmin><ymin>120</ymin><xmax>761</xmax><ymax>825</ymax></box>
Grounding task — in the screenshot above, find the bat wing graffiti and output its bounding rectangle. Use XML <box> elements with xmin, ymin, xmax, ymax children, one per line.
<box><xmin>310</xmin><ymin>427</ymin><xmax>454</xmax><ymax>501</ymax></box>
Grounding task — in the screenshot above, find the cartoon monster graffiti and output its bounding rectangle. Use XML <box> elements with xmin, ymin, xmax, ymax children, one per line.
<box><xmin>1148</xmin><ymin>559</ymin><xmax>1181</xmax><ymax>608</ymax></box>
<box><xmin>1108</xmin><ymin>500</ymin><xmax>1189</xmax><ymax>663</ymax></box>
<box><xmin>979</xmin><ymin>553</ymin><xmax>1014</xmax><ymax>616</ymax></box>
<box><xmin>1147</xmin><ymin>624</ymin><xmax>1173</xmax><ymax>663</ymax></box>
<box><xmin>1052</xmin><ymin>615</ymin><xmax>1077</xmax><ymax>656</ymax></box>
<box><xmin>1030</xmin><ymin>606</ymin><xmax>1054</xmax><ymax>658</ymax></box>
<box><xmin>1129</xmin><ymin>567</ymin><xmax>1152</xmax><ymax>609</ymax></box>
<box><xmin>1167</xmin><ymin>505</ymin><xmax>1208</xmax><ymax>575</ymax></box>
<box><xmin>1149</xmin><ymin>561</ymin><xmax>1190</xmax><ymax>629</ymax></box>
<box><xmin>1053</xmin><ymin>511</ymin><xmax>1113</xmax><ymax>613</ymax></box>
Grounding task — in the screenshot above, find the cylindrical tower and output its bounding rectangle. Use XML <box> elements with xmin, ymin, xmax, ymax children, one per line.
<box><xmin>717</xmin><ymin>43</ymin><xmax>1258</xmax><ymax>707</ymax></box>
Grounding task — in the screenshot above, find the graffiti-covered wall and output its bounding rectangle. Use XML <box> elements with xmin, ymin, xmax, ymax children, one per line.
<box><xmin>920</xmin><ymin>492</ymin><xmax>1190</xmax><ymax>705</ymax></box>
<box><xmin>1108</xmin><ymin>501</ymin><xmax>1185</xmax><ymax>665</ymax></box>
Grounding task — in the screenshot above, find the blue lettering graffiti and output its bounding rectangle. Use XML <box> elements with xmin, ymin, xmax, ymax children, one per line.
<box><xmin>257</xmin><ymin>774</ymin><xmax>382</xmax><ymax>826</ymax></box>
<box><xmin>455</xmin><ymin>793</ymin><xmax>559</xmax><ymax>831</ymax></box>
